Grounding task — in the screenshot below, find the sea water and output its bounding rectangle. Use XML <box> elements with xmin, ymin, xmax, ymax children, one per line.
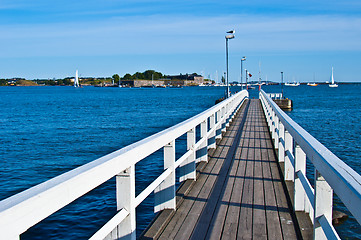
<box><xmin>0</xmin><ymin>85</ymin><xmax>360</xmax><ymax>239</ymax></box>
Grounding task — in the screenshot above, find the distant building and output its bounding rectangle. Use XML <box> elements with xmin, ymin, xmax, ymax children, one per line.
<box><xmin>120</xmin><ymin>73</ymin><xmax>204</xmax><ymax>87</ymax></box>
<box><xmin>164</xmin><ymin>73</ymin><xmax>204</xmax><ymax>85</ymax></box>
<box><xmin>121</xmin><ymin>80</ymin><xmax>165</xmax><ymax>87</ymax></box>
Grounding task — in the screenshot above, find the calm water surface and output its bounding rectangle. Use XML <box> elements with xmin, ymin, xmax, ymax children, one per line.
<box><xmin>1</xmin><ymin>85</ymin><xmax>360</xmax><ymax>239</ymax></box>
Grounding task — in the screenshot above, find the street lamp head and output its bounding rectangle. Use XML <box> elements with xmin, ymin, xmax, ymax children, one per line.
<box><xmin>227</xmin><ymin>29</ymin><xmax>235</xmax><ymax>34</ymax></box>
<box><xmin>241</xmin><ymin>56</ymin><xmax>246</xmax><ymax>61</ymax></box>
<box><xmin>225</xmin><ymin>34</ymin><xmax>235</xmax><ymax>39</ymax></box>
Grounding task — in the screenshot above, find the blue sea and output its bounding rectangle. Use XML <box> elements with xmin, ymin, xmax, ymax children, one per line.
<box><xmin>0</xmin><ymin>85</ymin><xmax>360</xmax><ymax>239</ymax></box>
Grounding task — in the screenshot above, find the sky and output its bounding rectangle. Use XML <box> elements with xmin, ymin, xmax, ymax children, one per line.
<box><xmin>0</xmin><ymin>0</ymin><xmax>361</xmax><ymax>82</ymax></box>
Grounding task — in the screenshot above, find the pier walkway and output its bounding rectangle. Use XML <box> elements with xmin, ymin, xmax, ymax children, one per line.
<box><xmin>142</xmin><ymin>99</ymin><xmax>302</xmax><ymax>239</ymax></box>
<box><xmin>2</xmin><ymin>90</ymin><xmax>359</xmax><ymax>239</ymax></box>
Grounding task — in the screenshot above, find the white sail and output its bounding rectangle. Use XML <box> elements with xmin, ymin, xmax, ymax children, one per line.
<box><xmin>331</xmin><ymin>67</ymin><xmax>334</xmax><ymax>84</ymax></box>
<box><xmin>329</xmin><ymin>67</ymin><xmax>338</xmax><ymax>87</ymax></box>
<box><xmin>74</xmin><ymin>70</ymin><xmax>80</xmax><ymax>87</ymax></box>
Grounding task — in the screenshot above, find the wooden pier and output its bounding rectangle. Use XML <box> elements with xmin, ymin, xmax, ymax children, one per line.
<box><xmin>141</xmin><ymin>99</ymin><xmax>309</xmax><ymax>239</ymax></box>
<box><xmin>1</xmin><ymin>90</ymin><xmax>359</xmax><ymax>239</ymax></box>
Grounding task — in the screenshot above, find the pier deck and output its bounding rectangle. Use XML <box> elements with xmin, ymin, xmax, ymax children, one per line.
<box><xmin>142</xmin><ymin>99</ymin><xmax>302</xmax><ymax>239</ymax></box>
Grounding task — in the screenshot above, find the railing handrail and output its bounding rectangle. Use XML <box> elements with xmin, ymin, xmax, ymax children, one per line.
<box><xmin>0</xmin><ymin>90</ymin><xmax>248</xmax><ymax>238</ymax></box>
<box><xmin>260</xmin><ymin>89</ymin><xmax>361</xmax><ymax>225</ymax></box>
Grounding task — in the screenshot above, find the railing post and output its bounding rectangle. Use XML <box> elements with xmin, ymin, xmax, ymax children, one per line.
<box><xmin>216</xmin><ymin>110</ymin><xmax>222</xmax><ymax>140</ymax></box>
<box><xmin>221</xmin><ymin>107</ymin><xmax>227</xmax><ymax>133</ymax></box>
<box><xmin>271</xmin><ymin>110</ymin><xmax>275</xmax><ymax>140</ymax></box>
<box><xmin>208</xmin><ymin>114</ymin><xmax>216</xmax><ymax>149</ymax></box>
<box><xmin>154</xmin><ymin>140</ymin><xmax>176</xmax><ymax>212</ymax></box>
<box><xmin>226</xmin><ymin>103</ymin><xmax>230</xmax><ymax>127</ymax></box>
<box><xmin>313</xmin><ymin>170</ymin><xmax>333</xmax><ymax>240</ymax></box>
<box><xmin>278</xmin><ymin>121</ymin><xmax>285</xmax><ymax>163</ymax></box>
<box><xmin>267</xmin><ymin>103</ymin><xmax>272</xmax><ymax>128</ymax></box>
<box><xmin>197</xmin><ymin>120</ymin><xmax>208</xmax><ymax>162</ymax></box>
<box><xmin>274</xmin><ymin>115</ymin><xmax>279</xmax><ymax>149</ymax></box>
<box><xmin>230</xmin><ymin>99</ymin><xmax>235</xmax><ymax>122</ymax></box>
<box><xmin>294</xmin><ymin>144</ymin><xmax>306</xmax><ymax>211</ymax></box>
<box><xmin>180</xmin><ymin>128</ymin><xmax>196</xmax><ymax>182</ymax></box>
<box><xmin>116</xmin><ymin>165</ymin><xmax>136</xmax><ymax>240</ymax></box>
<box><xmin>284</xmin><ymin>130</ymin><xmax>294</xmax><ymax>181</ymax></box>
<box><xmin>305</xmin><ymin>164</ymin><xmax>314</xmax><ymax>224</ymax></box>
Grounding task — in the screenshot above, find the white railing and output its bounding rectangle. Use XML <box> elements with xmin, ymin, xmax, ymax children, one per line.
<box><xmin>260</xmin><ymin>90</ymin><xmax>361</xmax><ymax>240</ymax></box>
<box><xmin>0</xmin><ymin>90</ymin><xmax>249</xmax><ymax>240</ymax></box>
<box><xmin>268</xmin><ymin>93</ymin><xmax>283</xmax><ymax>100</ymax></box>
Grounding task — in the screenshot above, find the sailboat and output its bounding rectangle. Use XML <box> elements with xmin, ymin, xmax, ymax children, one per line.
<box><xmin>329</xmin><ymin>67</ymin><xmax>338</xmax><ymax>88</ymax></box>
<box><xmin>74</xmin><ymin>70</ymin><xmax>80</xmax><ymax>87</ymax></box>
<box><xmin>285</xmin><ymin>82</ymin><xmax>300</xmax><ymax>86</ymax></box>
<box><xmin>307</xmin><ymin>73</ymin><xmax>318</xmax><ymax>86</ymax></box>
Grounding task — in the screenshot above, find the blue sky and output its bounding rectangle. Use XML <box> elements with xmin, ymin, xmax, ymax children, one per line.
<box><xmin>0</xmin><ymin>0</ymin><xmax>361</xmax><ymax>82</ymax></box>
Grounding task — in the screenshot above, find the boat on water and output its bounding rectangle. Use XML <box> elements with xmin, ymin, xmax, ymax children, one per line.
<box><xmin>329</xmin><ymin>67</ymin><xmax>338</xmax><ymax>88</ymax></box>
<box><xmin>307</xmin><ymin>83</ymin><xmax>318</xmax><ymax>86</ymax></box>
<box><xmin>74</xmin><ymin>70</ymin><xmax>80</xmax><ymax>87</ymax></box>
<box><xmin>285</xmin><ymin>82</ymin><xmax>300</xmax><ymax>87</ymax></box>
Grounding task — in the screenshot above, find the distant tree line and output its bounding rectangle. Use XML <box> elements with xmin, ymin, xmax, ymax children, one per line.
<box><xmin>0</xmin><ymin>70</ymin><xmax>198</xmax><ymax>86</ymax></box>
<box><xmin>0</xmin><ymin>79</ymin><xmax>7</xmax><ymax>86</ymax></box>
<box><xmin>119</xmin><ymin>70</ymin><xmax>164</xmax><ymax>80</ymax></box>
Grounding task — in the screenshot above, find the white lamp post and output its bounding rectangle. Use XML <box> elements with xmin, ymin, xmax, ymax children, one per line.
<box><xmin>225</xmin><ymin>30</ymin><xmax>235</xmax><ymax>98</ymax></box>
<box><xmin>241</xmin><ymin>56</ymin><xmax>246</xmax><ymax>90</ymax></box>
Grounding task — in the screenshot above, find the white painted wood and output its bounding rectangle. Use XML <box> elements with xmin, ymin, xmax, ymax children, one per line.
<box><xmin>296</xmin><ymin>170</ymin><xmax>315</xmax><ymax>209</ymax></box>
<box><xmin>317</xmin><ymin>215</ymin><xmax>341</xmax><ymax>240</ymax></box>
<box><xmin>225</xmin><ymin>103</ymin><xmax>230</xmax><ymax>127</ymax></box>
<box><xmin>116</xmin><ymin>166</ymin><xmax>136</xmax><ymax>240</ymax></box>
<box><xmin>209</xmin><ymin>114</ymin><xmax>216</xmax><ymax>149</ymax></box>
<box><xmin>90</xmin><ymin>208</ymin><xmax>129</xmax><ymax>240</ymax></box>
<box><xmin>0</xmin><ymin>90</ymin><xmax>249</xmax><ymax>238</ymax></box>
<box><xmin>216</xmin><ymin>110</ymin><xmax>222</xmax><ymax>139</ymax></box>
<box><xmin>179</xmin><ymin>128</ymin><xmax>196</xmax><ymax>182</ymax></box>
<box><xmin>137</xmin><ymin>168</ymin><xmax>172</xmax><ymax>207</ymax></box>
<box><xmin>294</xmin><ymin>145</ymin><xmax>306</xmax><ymax>211</ymax></box>
<box><xmin>175</xmin><ymin>148</ymin><xmax>193</xmax><ymax>169</ymax></box>
<box><xmin>284</xmin><ymin>130</ymin><xmax>294</xmax><ymax>181</ymax></box>
<box><xmin>260</xmin><ymin>90</ymin><xmax>361</xmax><ymax>227</ymax></box>
<box><xmin>314</xmin><ymin>170</ymin><xmax>333</xmax><ymax>240</ymax></box>
<box><xmin>221</xmin><ymin>106</ymin><xmax>227</xmax><ymax>133</ymax></box>
<box><xmin>260</xmin><ymin>90</ymin><xmax>361</xmax><ymax>231</ymax></box>
<box><xmin>274</xmin><ymin>115</ymin><xmax>279</xmax><ymax>149</ymax></box>
<box><xmin>197</xmin><ymin>119</ymin><xmax>208</xmax><ymax>162</ymax></box>
<box><xmin>154</xmin><ymin>141</ymin><xmax>176</xmax><ymax>212</ymax></box>
<box><xmin>271</xmin><ymin>110</ymin><xmax>275</xmax><ymax>139</ymax></box>
<box><xmin>286</xmin><ymin>149</ymin><xmax>295</xmax><ymax>168</ymax></box>
<box><xmin>278</xmin><ymin>121</ymin><xmax>285</xmax><ymax>163</ymax></box>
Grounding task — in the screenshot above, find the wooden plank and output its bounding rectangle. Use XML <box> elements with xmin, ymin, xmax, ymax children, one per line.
<box><xmin>252</xmin><ymin>101</ymin><xmax>267</xmax><ymax>240</ymax></box>
<box><xmin>174</xmin><ymin>113</ymin><xmax>244</xmax><ymax>240</ymax></box>
<box><xmin>259</xmin><ymin>107</ymin><xmax>283</xmax><ymax>240</ymax></box>
<box><xmin>220</xmin><ymin>112</ymin><xmax>250</xmax><ymax>240</ymax></box>
<box><xmin>196</xmin><ymin>103</ymin><xmax>249</xmax><ymax>240</ymax></box>
<box><xmin>158</xmin><ymin>149</ymin><xmax>221</xmax><ymax>239</ymax></box>
<box><xmin>159</xmin><ymin>106</ymin><xmax>245</xmax><ymax>239</ymax></box>
<box><xmin>237</xmin><ymin>100</ymin><xmax>256</xmax><ymax>240</ymax></box>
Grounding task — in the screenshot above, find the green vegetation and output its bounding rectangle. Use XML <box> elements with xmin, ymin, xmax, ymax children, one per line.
<box><xmin>121</xmin><ymin>70</ymin><xmax>163</xmax><ymax>80</ymax></box>
<box><xmin>17</xmin><ymin>80</ymin><xmax>38</xmax><ymax>86</ymax></box>
<box><xmin>112</xmin><ymin>74</ymin><xmax>120</xmax><ymax>83</ymax></box>
<box><xmin>0</xmin><ymin>79</ymin><xmax>7</xmax><ymax>86</ymax></box>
